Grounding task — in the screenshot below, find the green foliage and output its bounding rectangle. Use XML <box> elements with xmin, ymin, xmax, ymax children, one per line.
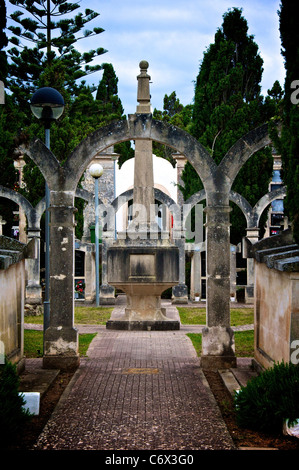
<box><xmin>153</xmin><ymin>91</ymin><xmax>193</xmax><ymax>166</ymax></box>
<box><xmin>7</xmin><ymin>0</ymin><xmax>107</xmax><ymax>99</ymax></box>
<box><xmin>181</xmin><ymin>7</ymin><xmax>278</xmax><ymax>244</ymax></box>
<box><xmin>277</xmin><ymin>0</ymin><xmax>299</xmax><ymax>243</ymax></box>
<box><xmin>0</xmin><ymin>359</ymin><xmax>32</xmax><ymax>444</ymax></box>
<box><xmin>235</xmin><ymin>361</ymin><xmax>299</xmax><ymax>432</ymax></box>
<box><xmin>0</xmin><ymin>0</ymin><xmax>8</xmax><ymax>82</ymax></box>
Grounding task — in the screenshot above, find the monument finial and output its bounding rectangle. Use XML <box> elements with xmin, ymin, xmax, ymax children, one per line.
<box><xmin>136</xmin><ymin>60</ymin><xmax>151</xmax><ymax>113</ymax></box>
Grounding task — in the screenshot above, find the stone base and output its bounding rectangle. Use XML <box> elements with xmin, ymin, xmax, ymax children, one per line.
<box><xmin>106</xmin><ymin>299</ymin><xmax>180</xmax><ymax>331</ymax></box>
<box><xmin>100</xmin><ymin>284</ymin><xmax>116</xmax><ymax>305</ymax></box>
<box><xmin>43</xmin><ymin>355</ymin><xmax>80</xmax><ymax>371</ymax></box>
<box><xmin>172</xmin><ymin>284</ymin><xmax>188</xmax><ymax>304</ymax></box>
<box><xmin>245</xmin><ymin>286</ymin><xmax>254</xmax><ymax>304</ymax></box>
<box><xmin>201</xmin><ymin>325</ymin><xmax>236</xmax><ymax>369</ymax></box>
<box><xmin>25</xmin><ymin>285</ymin><xmax>43</xmax><ymax>305</ymax></box>
<box><xmin>43</xmin><ymin>326</ymin><xmax>79</xmax><ymax>371</ymax></box>
<box><xmin>200</xmin><ymin>354</ymin><xmax>237</xmax><ymax>370</ymax></box>
<box><xmin>106</xmin><ymin>320</ymin><xmax>180</xmax><ymax>331</ymax></box>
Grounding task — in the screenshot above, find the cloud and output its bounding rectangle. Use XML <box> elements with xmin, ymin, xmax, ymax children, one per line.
<box><xmin>9</xmin><ymin>0</ymin><xmax>281</xmax><ymax>113</ymax></box>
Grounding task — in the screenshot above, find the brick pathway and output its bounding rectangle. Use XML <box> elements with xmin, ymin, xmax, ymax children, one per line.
<box><xmin>34</xmin><ymin>328</ymin><xmax>236</xmax><ymax>451</ymax></box>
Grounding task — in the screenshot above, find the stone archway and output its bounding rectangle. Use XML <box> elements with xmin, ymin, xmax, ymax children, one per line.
<box><xmin>21</xmin><ymin>63</ymin><xmax>277</xmax><ymax>370</ymax></box>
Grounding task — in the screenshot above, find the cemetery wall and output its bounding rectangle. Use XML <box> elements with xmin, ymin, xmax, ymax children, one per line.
<box><xmin>251</xmin><ymin>230</ymin><xmax>299</xmax><ymax>370</ymax></box>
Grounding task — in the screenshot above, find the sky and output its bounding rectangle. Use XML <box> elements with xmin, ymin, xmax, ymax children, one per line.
<box><xmin>79</xmin><ymin>0</ymin><xmax>286</xmax><ymax>115</ymax></box>
<box><xmin>6</xmin><ymin>0</ymin><xmax>286</xmax><ymax>115</ymax></box>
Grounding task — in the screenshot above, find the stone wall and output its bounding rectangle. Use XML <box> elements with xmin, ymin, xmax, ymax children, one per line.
<box><xmin>251</xmin><ymin>230</ymin><xmax>299</xmax><ymax>369</ymax></box>
<box><xmin>0</xmin><ymin>236</ymin><xmax>27</xmax><ymax>372</ymax></box>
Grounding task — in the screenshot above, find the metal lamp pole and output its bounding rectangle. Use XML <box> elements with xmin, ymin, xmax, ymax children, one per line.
<box><xmin>89</xmin><ymin>163</ymin><xmax>104</xmax><ymax>307</ymax></box>
<box><xmin>30</xmin><ymin>87</ymin><xmax>64</xmax><ymax>333</ymax></box>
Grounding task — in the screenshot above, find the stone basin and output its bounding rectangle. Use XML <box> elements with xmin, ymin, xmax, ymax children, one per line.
<box><xmin>106</xmin><ymin>241</ymin><xmax>180</xmax><ymax>330</ymax></box>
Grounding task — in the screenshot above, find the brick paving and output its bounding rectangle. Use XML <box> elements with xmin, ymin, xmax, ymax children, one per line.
<box><xmin>33</xmin><ymin>326</ymin><xmax>236</xmax><ymax>451</ymax></box>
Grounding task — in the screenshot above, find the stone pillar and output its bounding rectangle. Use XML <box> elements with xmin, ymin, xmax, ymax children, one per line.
<box><xmin>0</xmin><ymin>215</ymin><xmax>6</xmax><ymax>235</ymax></box>
<box><xmin>100</xmin><ymin>235</ymin><xmax>115</xmax><ymax>304</ymax></box>
<box><xmin>175</xmin><ymin>154</ymin><xmax>187</xmax><ymax>207</ymax></box>
<box><xmin>14</xmin><ymin>156</ymin><xmax>27</xmax><ymax>243</ymax></box>
<box><xmin>25</xmin><ymin>227</ymin><xmax>42</xmax><ymax>305</ymax></box>
<box><xmin>230</xmin><ymin>245</ymin><xmax>237</xmax><ymax>301</ymax></box>
<box><xmin>245</xmin><ymin>227</ymin><xmax>259</xmax><ymax>304</ymax></box>
<box><xmin>201</xmin><ymin>205</ymin><xmax>236</xmax><ymax>369</ymax></box>
<box><xmin>190</xmin><ymin>247</ymin><xmax>202</xmax><ymax>300</ymax></box>
<box><xmin>130</xmin><ymin>60</ymin><xmax>155</xmax><ymax>236</ymax></box>
<box><xmin>84</xmin><ymin>244</ymin><xmax>96</xmax><ymax>302</ymax></box>
<box><xmin>172</xmin><ymin>238</ymin><xmax>188</xmax><ymax>303</ymax></box>
<box><xmin>43</xmin><ymin>191</ymin><xmax>79</xmax><ymax>370</ymax></box>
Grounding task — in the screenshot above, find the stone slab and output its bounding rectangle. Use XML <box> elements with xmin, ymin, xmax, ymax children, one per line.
<box><xmin>106</xmin><ymin>320</ymin><xmax>180</xmax><ymax>330</ymax></box>
<box><xmin>218</xmin><ymin>369</ymin><xmax>241</xmax><ymax>396</ymax></box>
<box><xmin>19</xmin><ymin>368</ymin><xmax>60</xmax><ymax>397</ymax></box>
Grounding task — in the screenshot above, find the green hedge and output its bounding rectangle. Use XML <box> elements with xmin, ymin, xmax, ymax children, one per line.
<box><xmin>234</xmin><ymin>361</ymin><xmax>299</xmax><ymax>432</ymax></box>
<box><xmin>0</xmin><ymin>359</ymin><xmax>32</xmax><ymax>445</ymax></box>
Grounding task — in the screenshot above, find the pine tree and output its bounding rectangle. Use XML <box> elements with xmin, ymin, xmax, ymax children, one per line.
<box><xmin>0</xmin><ymin>0</ymin><xmax>8</xmax><ymax>82</ymax></box>
<box><xmin>182</xmin><ymin>8</ymin><xmax>277</xmax><ymax>243</ymax></box>
<box><xmin>6</xmin><ymin>0</ymin><xmax>107</xmax><ymax>103</ymax></box>
<box><xmin>0</xmin><ymin>2</ymin><xmax>19</xmax><ymax>235</ymax></box>
<box><xmin>278</xmin><ymin>0</ymin><xmax>299</xmax><ymax>243</ymax></box>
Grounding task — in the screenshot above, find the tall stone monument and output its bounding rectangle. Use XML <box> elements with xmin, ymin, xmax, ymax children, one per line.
<box><xmin>106</xmin><ymin>61</ymin><xmax>180</xmax><ymax>330</ymax></box>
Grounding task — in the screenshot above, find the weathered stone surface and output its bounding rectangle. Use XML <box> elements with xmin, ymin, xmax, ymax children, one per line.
<box><xmin>18</xmin><ymin>61</ymin><xmax>279</xmax><ymax>369</ymax></box>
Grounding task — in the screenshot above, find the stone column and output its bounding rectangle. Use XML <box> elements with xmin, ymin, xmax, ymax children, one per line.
<box><xmin>172</xmin><ymin>238</ymin><xmax>188</xmax><ymax>303</ymax></box>
<box><xmin>201</xmin><ymin>204</ymin><xmax>236</xmax><ymax>369</ymax></box>
<box><xmin>25</xmin><ymin>226</ymin><xmax>42</xmax><ymax>305</ymax></box>
<box><xmin>100</xmin><ymin>234</ymin><xmax>115</xmax><ymax>304</ymax></box>
<box><xmin>130</xmin><ymin>60</ymin><xmax>155</xmax><ymax>236</ymax></box>
<box><xmin>0</xmin><ymin>215</ymin><xmax>6</xmax><ymax>235</ymax></box>
<box><xmin>245</xmin><ymin>227</ymin><xmax>259</xmax><ymax>303</ymax></box>
<box><xmin>190</xmin><ymin>247</ymin><xmax>202</xmax><ymax>300</ymax></box>
<box><xmin>230</xmin><ymin>245</ymin><xmax>237</xmax><ymax>301</ymax></box>
<box><xmin>43</xmin><ymin>190</ymin><xmax>79</xmax><ymax>370</ymax></box>
<box><xmin>14</xmin><ymin>156</ymin><xmax>27</xmax><ymax>243</ymax></box>
<box><xmin>84</xmin><ymin>244</ymin><xmax>96</xmax><ymax>302</ymax></box>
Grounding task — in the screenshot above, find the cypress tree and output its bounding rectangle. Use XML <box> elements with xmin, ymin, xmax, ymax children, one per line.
<box><xmin>182</xmin><ymin>8</ymin><xmax>277</xmax><ymax>243</ymax></box>
<box><xmin>278</xmin><ymin>0</ymin><xmax>299</xmax><ymax>243</ymax></box>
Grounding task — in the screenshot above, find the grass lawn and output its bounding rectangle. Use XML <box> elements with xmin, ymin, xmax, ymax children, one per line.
<box><xmin>187</xmin><ymin>330</ymin><xmax>254</xmax><ymax>357</ymax></box>
<box><xmin>24</xmin><ymin>306</ymin><xmax>254</xmax><ymax>358</ymax></box>
<box><xmin>25</xmin><ymin>306</ymin><xmax>253</xmax><ymax>327</ymax></box>
<box><xmin>24</xmin><ymin>330</ymin><xmax>97</xmax><ymax>358</ymax></box>
<box><xmin>25</xmin><ymin>306</ymin><xmax>114</xmax><ymax>326</ymax></box>
<box><xmin>178</xmin><ymin>307</ymin><xmax>254</xmax><ymax>326</ymax></box>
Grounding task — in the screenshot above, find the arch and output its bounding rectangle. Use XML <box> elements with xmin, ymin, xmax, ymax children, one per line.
<box><xmin>229</xmin><ymin>191</ymin><xmax>253</xmax><ymax>227</ymax></box>
<box><xmin>218</xmin><ymin>122</ymin><xmax>278</xmax><ymax>187</ymax></box>
<box><xmin>22</xmin><ymin>115</ymin><xmax>216</xmax><ymax>192</ymax></box>
<box><xmin>0</xmin><ymin>185</ymin><xmax>37</xmax><ymax>228</ymax></box>
<box><xmin>252</xmin><ymin>186</ymin><xmax>286</xmax><ymax>228</ymax></box>
<box><xmin>111</xmin><ymin>188</ymin><xmax>178</xmax><ymax>213</ymax></box>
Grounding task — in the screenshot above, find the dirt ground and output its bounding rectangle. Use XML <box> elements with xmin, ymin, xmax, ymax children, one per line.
<box><xmin>3</xmin><ymin>368</ymin><xmax>299</xmax><ymax>451</ymax></box>
<box><xmin>3</xmin><ymin>370</ymin><xmax>74</xmax><ymax>451</ymax></box>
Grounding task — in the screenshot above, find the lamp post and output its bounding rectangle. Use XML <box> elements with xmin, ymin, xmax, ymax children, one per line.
<box><xmin>89</xmin><ymin>163</ymin><xmax>104</xmax><ymax>307</ymax></box>
<box><xmin>30</xmin><ymin>87</ymin><xmax>64</xmax><ymax>333</ymax></box>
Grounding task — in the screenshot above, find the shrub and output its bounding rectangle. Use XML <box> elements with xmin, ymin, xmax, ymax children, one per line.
<box><xmin>0</xmin><ymin>359</ymin><xmax>32</xmax><ymax>445</ymax></box>
<box><xmin>234</xmin><ymin>361</ymin><xmax>299</xmax><ymax>433</ymax></box>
